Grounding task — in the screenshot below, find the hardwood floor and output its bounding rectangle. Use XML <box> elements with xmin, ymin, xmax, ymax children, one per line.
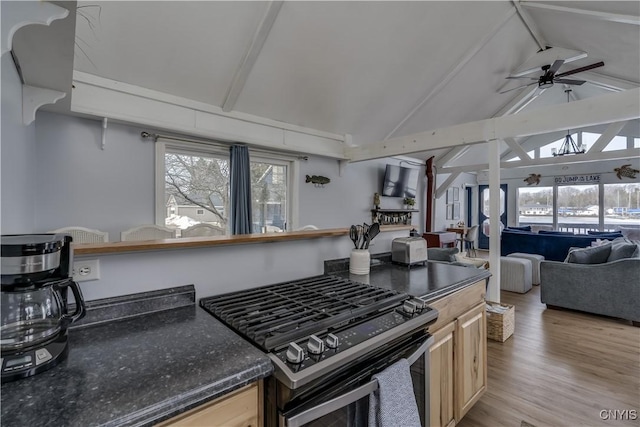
<box><xmin>457</xmin><ymin>284</ymin><xmax>640</xmax><ymax>427</ymax></box>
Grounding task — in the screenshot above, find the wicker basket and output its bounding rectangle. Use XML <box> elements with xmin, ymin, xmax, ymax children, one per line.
<box><xmin>486</xmin><ymin>301</ymin><xmax>514</xmax><ymax>342</ymax></box>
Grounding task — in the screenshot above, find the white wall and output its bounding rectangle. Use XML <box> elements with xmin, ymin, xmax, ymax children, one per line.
<box><xmin>1</xmin><ymin>54</ymin><xmax>37</xmax><ymax>233</ymax></box>
<box><xmin>10</xmin><ymin>112</ymin><xmax>413</xmax><ymax>301</ymax></box>
<box><xmin>433</xmin><ymin>172</ymin><xmax>477</xmax><ymax>231</ymax></box>
<box><xmin>299</xmin><ymin>155</ymin><xmax>424</xmax><ymax>230</ymax></box>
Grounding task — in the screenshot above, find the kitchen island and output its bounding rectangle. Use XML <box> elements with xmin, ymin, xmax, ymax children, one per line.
<box><xmin>0</xmin><ymin>285</ymin><xmax>273</xmax><ymax>427</ymax></box>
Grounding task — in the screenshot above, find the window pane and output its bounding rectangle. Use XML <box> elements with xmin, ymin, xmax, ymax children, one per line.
<box><xmin>603</xmin><ymin>135</ymin><xmax>627</xmax><ymax>152</ymax></box>
<box><xmin>251</xmin><ymin>162</ymin><xmax>287</xmax><ymax>233</ymax></box>
<box><xmin>557</xmin><ymin>184</ymin><xmax>598</xmax><ymax>233</ymax></box>
<box><xmin>604</xmin><ymin>183</ymin><xmax>640</xmax><ymax>230</ymax></box>
<box><xmin>165</xmin><ymin>152</ymin><xmax>229</xmax><ymax>235</ymax></box>
<box><xmin>518</xmin><ymin>187</ymin><xmax>552</xmax><ymax>227</ymax></box>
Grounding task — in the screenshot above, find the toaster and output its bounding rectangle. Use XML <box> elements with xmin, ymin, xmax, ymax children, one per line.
<box><xmin>391</xmin><ymin>237</ymin><xmax>428</xmax><ymax>266</ymax></box>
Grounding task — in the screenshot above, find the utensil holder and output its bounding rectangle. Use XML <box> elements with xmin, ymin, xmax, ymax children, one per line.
<box><xmin>350</xmin><ymin>249</ymin><xmax>370</xmax><ymax>275</ymax></box>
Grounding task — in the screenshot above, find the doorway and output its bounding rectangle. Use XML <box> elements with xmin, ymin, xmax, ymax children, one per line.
<box><xmin>478</xmin><ymin>184</ymin><xmax>507</xmax><ymax>250</ymax></box>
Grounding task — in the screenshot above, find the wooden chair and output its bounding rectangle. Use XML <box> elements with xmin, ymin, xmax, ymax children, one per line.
<box><xmin>49</xmin><ymin>226</ymin><xmax>109</xmax><ymax>243</ymax></box>
<box><xmin>120</xmin><ymin>225</ymin><xmax>176</xmax><ymax>241</ymax></box>
<box><xmin>181</xmin><ymin>223</ymin><xmax>226</xmax><ymax>237</ymax></box>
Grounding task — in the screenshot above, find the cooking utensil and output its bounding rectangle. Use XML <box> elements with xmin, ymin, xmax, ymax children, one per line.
<box><xmin>368</xmin><ymin>223</ymin><xmax>380</xmax><ymax>243</ymax></box>
<box><xmin>349</xmin><ymin>225</ymin><xmax>359</xmax><ymax>249</ymax></box>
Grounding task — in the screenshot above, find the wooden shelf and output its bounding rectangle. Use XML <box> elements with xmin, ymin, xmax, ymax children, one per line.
<box><xmin>74</xmin><ymin>228</ymin><xmax>349</xmax><ymax>256</ymax></box>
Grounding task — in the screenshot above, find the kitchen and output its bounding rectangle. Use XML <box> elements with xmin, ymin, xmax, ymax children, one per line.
<box><xmin>2</xmin><ymin>1</ymin><xmax>639</xmax><ymax>426</ymax></box>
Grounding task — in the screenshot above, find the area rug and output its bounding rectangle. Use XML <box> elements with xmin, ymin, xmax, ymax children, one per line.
<box><xmin>521</xmin><ymin>421</ymin><xmax>537</xmax><ymax>427</ymax></box>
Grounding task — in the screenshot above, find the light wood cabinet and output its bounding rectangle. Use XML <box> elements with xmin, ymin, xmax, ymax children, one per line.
<box><xmin>427</xmin><ymin>281</ymin><xmax>487</xmax><ymax>427</ymax></box>
<box><xmin>454</xmin><ymin>302</ymin><xmax>487</xmax><ymax>421</ymax></box>
<box><xmin>159</xmin><ymin>381</ymin><xmax>262</xmax><ymax>427</ymax></box>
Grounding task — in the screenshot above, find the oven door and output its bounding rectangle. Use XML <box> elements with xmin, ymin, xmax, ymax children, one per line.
<box><xmin>276</xmin><ymin>332</ymin><xmax>433</xmax><ymax>427</ymax></box>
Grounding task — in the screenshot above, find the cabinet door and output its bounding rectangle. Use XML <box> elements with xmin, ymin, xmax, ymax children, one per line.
<box><xmin>454</xmin><ymin>303</ymin><xmax>487</xmax><ymax>421</ymax></box>
<box><xmin>160</xmin><ymin>382</ymin><xmax>261</xmax><ymax>427</ymax></box>
<box><xmin>429</xmin><ymin>321</ymin><xmax>456</xmax><ymax>427</ymax></box>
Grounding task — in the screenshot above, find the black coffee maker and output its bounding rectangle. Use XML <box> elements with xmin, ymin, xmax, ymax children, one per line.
<box><xmin>0</xmin><ymin>234</ymin><xmax>86</xmax><ymax>382</ymax></box>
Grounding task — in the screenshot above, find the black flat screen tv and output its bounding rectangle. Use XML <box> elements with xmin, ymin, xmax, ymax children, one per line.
<box><xmin>381</xmin><ymin>165</ymin><xmax>419</xmax><ymax>198</ymax></box>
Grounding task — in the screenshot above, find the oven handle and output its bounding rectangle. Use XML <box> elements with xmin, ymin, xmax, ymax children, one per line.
<box><xmin>280</xmin><ymin>335</ymin><xmax>434</xmax><ymax>427</ymax></box>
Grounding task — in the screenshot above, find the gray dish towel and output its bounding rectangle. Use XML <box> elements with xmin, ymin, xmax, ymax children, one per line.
<box><xmin>368</xmin><ymin>358</ymin><xmax>421</xmax><ymax>427</ymax></box>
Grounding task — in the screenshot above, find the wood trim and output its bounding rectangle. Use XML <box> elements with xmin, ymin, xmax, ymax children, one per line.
<box><xmin>73</xmin><ymin>228</ymin><xmax>349</xmax><ymax>255</ymax></box>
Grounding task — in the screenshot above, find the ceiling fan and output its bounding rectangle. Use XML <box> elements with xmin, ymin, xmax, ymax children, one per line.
<box><xmin>500</xmin><ymin>59</ymin><xmax>604</xmax><ymax>94</ymax></box>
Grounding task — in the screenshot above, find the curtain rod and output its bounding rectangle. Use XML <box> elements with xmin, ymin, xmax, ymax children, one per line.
<box><xmin>140</xmin><ymin>131</ymin><xmax>308</xmax><ymax>160</ymax></box>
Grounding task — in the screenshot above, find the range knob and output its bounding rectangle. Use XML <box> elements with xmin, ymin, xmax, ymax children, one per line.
<box><xmin>286</xmin><ymin>342</ymin><xmax>305</xmax><ymax>364</ymax></box>
<box><xmin>307</xmin><ymin>334</ymin><xmax>325</xmax><ymax>355</ymax></box>
<box><xmin>403</xmin><ymin>300</ymin><xmax>417</xmax><ymax>315</ymax></box>
<box><xmin>411</xmin><ymin>298</ymin><xmax>426</xmax><ymax>311</ymax></box>
<box><xmin>326</xmin><ymin>333</ymin><xmax>339</xmax><ymax>349</ymax></box>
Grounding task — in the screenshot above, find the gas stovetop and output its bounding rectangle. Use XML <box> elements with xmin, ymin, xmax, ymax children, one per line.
<box><xmin>200</xmin><ymin>275</ymin><xmax>438</xmax><ymax>389</ymax></box>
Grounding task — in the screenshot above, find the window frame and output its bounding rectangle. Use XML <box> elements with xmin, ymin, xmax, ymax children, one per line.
<box><xmin>155</xmin><ymin>140</ymin><xmax>299</xmax><ymax>233</ymax></box>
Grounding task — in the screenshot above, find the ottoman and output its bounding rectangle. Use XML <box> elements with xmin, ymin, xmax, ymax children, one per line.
<box><xmin>500</xmin><ymin>257</ymin><xmax>532</xmax><ymax>293</ymax></box>
<box><xmin>507</xmin><ymin>252</ymin><xmax>545</xmax><ymax>285</ymax></box>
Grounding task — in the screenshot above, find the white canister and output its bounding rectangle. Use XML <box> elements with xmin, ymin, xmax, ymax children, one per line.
<box><xmin>349</xmin><ymin>249</ymin><xmax>371</xmax><ymax>275</ymax></box>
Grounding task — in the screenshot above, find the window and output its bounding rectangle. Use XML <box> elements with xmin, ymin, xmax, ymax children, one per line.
<box><xmin>518</xmin><ymin>187</ymin><xmax>552</xmax><ymax>226</ymax></box>
<box><xmin>604</xmin><ymin>183</ymin><xmax>640</xmax><ymax>230</ymax></box>
<box><xmin>157</xmin><ymin>141</ymin><xmax>294</xmax><ymax>235</ymax></box>
<box><xmin>603</xmin><ymin>135</ymin><xmax>627</xmax><ymax>152</ymax></box>
<box><xmin>163</xmin><ymin>149</ymin><xmax>230</xmax><ymax>233</ymax></box>
<box><xmin>556</xmin><ymin>184</ymin><xmax>598</xmax><ymax>233</ymax></box>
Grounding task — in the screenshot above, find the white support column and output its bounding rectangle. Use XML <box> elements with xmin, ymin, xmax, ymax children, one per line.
<box><xmin>487</xmin><ymin>139</ymin><xmax>501</xmax><ymax>303</ymax></box>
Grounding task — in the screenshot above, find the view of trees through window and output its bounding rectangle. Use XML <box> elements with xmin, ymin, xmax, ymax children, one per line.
<box><xmin>164</xmin><ymin>151</ymin><xmax>288</xmax><ymax>235</ymax></box>
<box><xmin>518</xmin><ymin>183</ymin><xmax>640</xmax><ymax>232</ymax></box>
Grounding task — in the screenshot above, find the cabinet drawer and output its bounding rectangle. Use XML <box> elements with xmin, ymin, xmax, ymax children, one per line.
<box><xmin>427</xmin><ymin>281</ymin><xmax>485</xmax><ymax>333</ymax></box>
<box><xmin>160</xmin><ymin>382</ymin><xmax>261</xmax><ymax>427</ymax></box>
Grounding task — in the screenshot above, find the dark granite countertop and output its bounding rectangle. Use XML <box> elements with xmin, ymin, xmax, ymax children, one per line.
<box><xmin>0</xmin><ymin>286</ymin><xmax>273</xmax><ymax>427</ymax></box>
<box><xmin>333</xmin><ymin>261</ymin><xmax>491</xmax><ymax>302</ymax></box>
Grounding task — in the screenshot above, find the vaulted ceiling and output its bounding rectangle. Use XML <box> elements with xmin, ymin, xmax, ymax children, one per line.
<box><xmin>62</xmin><ymin>1</ymin><xmax>640</xmax><ymax>163</ymax></box>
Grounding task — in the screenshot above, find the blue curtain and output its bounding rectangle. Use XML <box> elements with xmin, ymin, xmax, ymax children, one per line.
<box><xmin>230</xmin><ymin>145</ymin><xmax>253</xmax><ymax>234</ymax></box>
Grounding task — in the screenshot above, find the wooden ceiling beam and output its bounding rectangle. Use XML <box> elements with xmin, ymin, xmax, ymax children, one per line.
<box><xmin>579</xmin><ymin>71</ymin><xmax>640</xmax><ymax>93</ymax></box>
<box><xmin>440</xmin><ymin>147</ymin><xmax>639</xmax><ymax>174</ymax></box>
<box><xmin>504</xmin><ymin>137</ymin><xmax>532</xmax><ymax>163</ymax></box>
<box><xmin>587</xmin><ymin>121</ymin><xmax>629</xmax><ymax>153</ymax></box>
<box><xmin>512</xmin><ymin>1</ymin><xmax>546</xmax><ymax>50</ymax></box>
<box><xmin>383</xmin><ymin>7</ymin><xmax>517</xmax><ymax>140</ymax></box>
<box><xmin>347</xmin><ymin>88</ymin><xmax>640</xmax><ymax>162</ymax></box>
<box><xmin>521</xmin><ymin>2</ymin><xmax>640</xmax><ymax>26</ymax></box>
<box><xmin>221</xmin><ymin>1</ymin><xmax>283</xmax><ymax>112</ymax></box>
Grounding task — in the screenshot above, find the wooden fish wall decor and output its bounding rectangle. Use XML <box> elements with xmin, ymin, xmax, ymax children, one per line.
<box><xmin>524</xmin><ymin>173</ymin><xmax>541</xmax><ymax>186</ymax></box>
<box><xmin>614</xmin><ymin>164</ymin><xmax>639</xmax><ymax>180</ymax></box>
<box><xmin>306</xmin><ymin>175</ymin><xmax>331</xmax><ymax>187</ymax></box>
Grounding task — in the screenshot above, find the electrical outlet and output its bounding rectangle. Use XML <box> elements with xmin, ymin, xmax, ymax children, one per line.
<box><xmin>73</xmin><ymin>259</ymin><xmax>100</xmax><ymax>282</ymax></box>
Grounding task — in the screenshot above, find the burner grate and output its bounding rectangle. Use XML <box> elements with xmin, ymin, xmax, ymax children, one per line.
<box><xmin>200</xmin><ymin>275</ymin><xmax>406</xmax><ymax>351</ymax></box>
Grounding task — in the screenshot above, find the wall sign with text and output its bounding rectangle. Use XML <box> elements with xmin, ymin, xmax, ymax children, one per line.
<box><xmin>554</xmin><ymin>174</ymin><xmax>601</xmax><ymax>185</ymax></box>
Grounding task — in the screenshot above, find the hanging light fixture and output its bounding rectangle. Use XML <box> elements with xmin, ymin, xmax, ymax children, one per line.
<box><xmin>552</xmin><ymin>89</ymin><xmax>586</xmax><ymax>157</ymax></box>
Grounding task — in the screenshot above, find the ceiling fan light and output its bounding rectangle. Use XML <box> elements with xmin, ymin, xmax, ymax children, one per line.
<box><xmin>539</xmin><ymin>80</ymin><xmax>554</xmax><ymax>89</ymax></box>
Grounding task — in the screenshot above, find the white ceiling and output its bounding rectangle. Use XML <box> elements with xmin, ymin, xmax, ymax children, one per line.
<box><xmin>71</xmin><ymin>1</ymin><xmax>640</xmax><ymax>162</ymax></box>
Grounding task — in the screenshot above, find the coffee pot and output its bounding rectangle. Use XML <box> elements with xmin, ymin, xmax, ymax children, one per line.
<box><xmin>0</xmin><ymin>234</ymin><xmax>86</xmax><ymax>382</ymax></box>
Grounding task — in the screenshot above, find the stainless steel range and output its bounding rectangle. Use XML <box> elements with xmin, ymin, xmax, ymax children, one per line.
<box><xmin>200</xmin><ymin>275</ymin><xmax>438</xmax><ymax>427</ymax></box>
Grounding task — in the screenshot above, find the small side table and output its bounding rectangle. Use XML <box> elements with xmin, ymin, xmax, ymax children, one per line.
<box><xmin>422</xmin><ymin>231</ymin><xmax>457</xmax><ymax>248</ymax></box>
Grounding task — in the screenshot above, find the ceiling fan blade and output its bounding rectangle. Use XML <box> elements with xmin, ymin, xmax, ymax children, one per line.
<box><xmin>554</xmin><ymin>78</ymin><xmax>586</xmax><ymax>85</ymax></box>
<box><xmin>555</xmin><ymin>61</ymin><xmax>604</xmax><ymax>78</ymax></box>
<box><xmin>499</xmin><ymin>82</ymin><xmax>537</xmax><ymax>94</ymax></box>
<box><xmin>506</xmin><ymin>76</ymin><xmax>538</xmax><ymax>80</ymax></box>
<box><xmin>549</xmin><ymin>59</ymin><xmax>565</xmax><ymax>74</ymax></box>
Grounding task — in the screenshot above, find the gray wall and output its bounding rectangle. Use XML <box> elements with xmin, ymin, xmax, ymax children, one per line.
<box><xmin>18</xmin><ymin>112</ymin><xmax>413</xmax><ymax>300</ymax></box>
<box><xmin>1</xmin><ymin>54</ymin><xmax>36</xmax><ymax>233</ymax></box>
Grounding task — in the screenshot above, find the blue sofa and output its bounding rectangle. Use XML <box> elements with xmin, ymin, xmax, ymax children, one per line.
<box><xmin>500</xmin><ymin>229</ymin><xmax>613</xmax><ymax>261</ymax></box>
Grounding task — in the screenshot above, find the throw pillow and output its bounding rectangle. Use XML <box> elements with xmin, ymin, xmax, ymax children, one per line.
<box><xmin>539</xmin><ymin>230</ymin><xmax>575</xmax><ymax>235</ymax></box>
<box><xmin>427</xmin><ymin>247</ymin><xmax>459</xmax><ymax>262</ymax></box>
<box><xmin>587</xmin><ymin>231</ymin><xmax>624</xmax><ymax>238</ymax></box>
<box><xmin>565</xmin><ymin>244</ymin><xmax>612</xmax><ymax>264</ymax></box>
<box><xmin>506</xmin><ymin>226</ymin><xmax>532</xmax><ymax>232</ymax></box>
<box><xmin>454</xmin><ymin>254</ymin><xmax>488</xmax><ymax>268</ymax></box>
<box><xmin>607</xmin><ymin>241</ymin><xmax>640</xmax><ymax>262</ymax></box>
